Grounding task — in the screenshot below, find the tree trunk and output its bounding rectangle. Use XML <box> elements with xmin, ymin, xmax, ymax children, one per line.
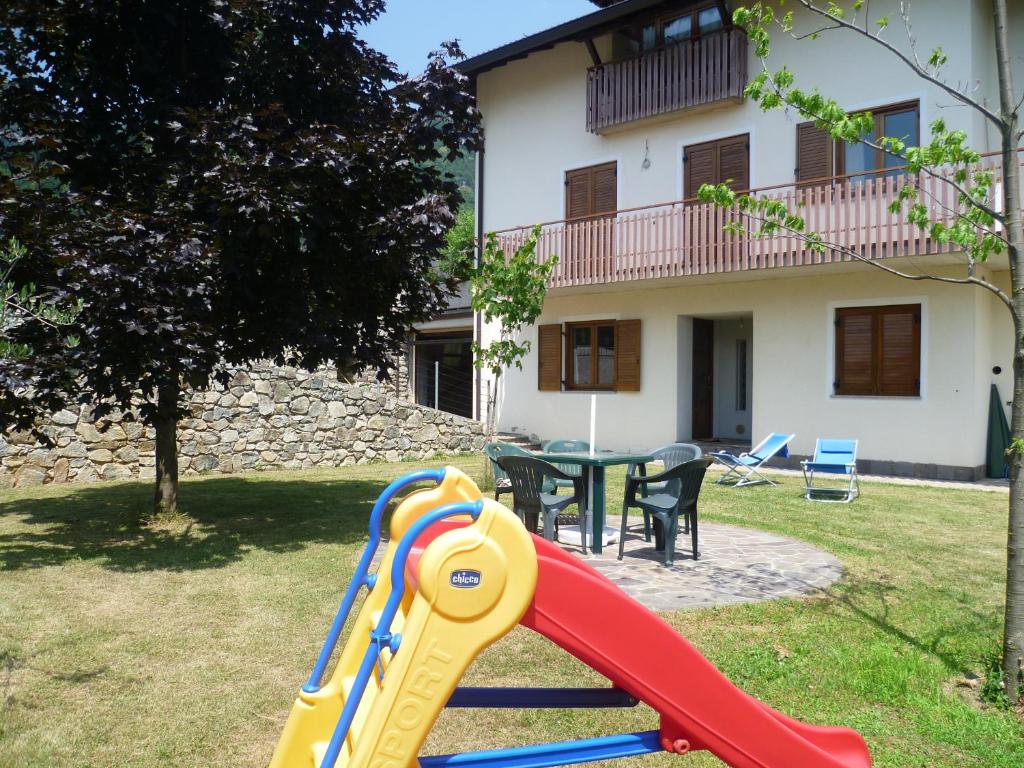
<box><xmin>153</xmin><ymin>380</ymin><xmax>180</xmax><ymax>516</ymax></box>
<box><xmin>994</xmin><ymin>0</ymin><xmax>1024</xmax><ymax>696</ymax></box>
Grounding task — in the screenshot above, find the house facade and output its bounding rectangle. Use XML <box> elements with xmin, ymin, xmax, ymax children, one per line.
<box><xmin>460</xmin><ymin>0</ymin><xmax>1022</xmax><ymax>479</ymax></box>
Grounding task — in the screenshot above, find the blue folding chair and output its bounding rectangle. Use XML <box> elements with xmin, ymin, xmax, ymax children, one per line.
<box><xmin>802</xmin><ymin>439</ymin><xmax>859</xmax><ymax>502</ymax></box>
<box><xmin>708</xmin><ymin>432</ymin><xmax>795</xmax><ymax>487</ymax></box>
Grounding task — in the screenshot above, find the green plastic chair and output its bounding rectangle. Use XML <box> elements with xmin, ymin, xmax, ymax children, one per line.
<box><xmin>542</xmin><ymin>439</ymin><xmax>591</xmax><ymax>492</ymax></box>
<box><xmin>483</xmin><ymin>442</ymin><xmax>538</xmax><ymax>501</ymax></box>
<box><xmin>496</xmin><ymin>455</ymin><xmax>587</xmax><ymax>551</ymax></box>
<box><xmin>619</xmin><ymin>457</ymin><xmax>712</xmax><ymax>566</ymax></box>
<box><xmin>626</xmin><ymin>443</ymin><xmax>702</xmax><ymax>542</ymax></box>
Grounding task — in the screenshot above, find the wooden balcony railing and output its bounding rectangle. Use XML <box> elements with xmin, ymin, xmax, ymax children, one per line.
<box><xmin>586</xmin><ymin>28</ymin><xmax>748</xmax><ymax>133</ymax></box>
<box><xmin>495</xmin><ymin>155</ymin><xmax>1020</xmax><ymax>290</ymax></box>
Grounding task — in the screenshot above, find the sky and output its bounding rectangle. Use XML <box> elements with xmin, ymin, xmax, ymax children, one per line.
<box><xmin>360</xmin><ymin>0</ymin><xmax>596</xmax><ymax>76</ymax></box>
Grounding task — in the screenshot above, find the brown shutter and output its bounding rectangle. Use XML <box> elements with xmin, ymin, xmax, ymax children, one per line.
<box><xmin>684</xmin><ymin>141</ymin><xmax>717</xmax><ymax>198</ymax></box>
<box><xmin>796</xmin><ymin>121</ymin><xmax>834</xmax><ymax>183</ymax></box>
<box><xmin>592</xmin><ymin>163</ymin><xmax>617</xmax><ymax>215</ymax></box>
<box><xmin>835</xmin><ymin>309</ymin><xmax>875</xmax><ymax>395</ymax></box>
<box><xmin>615</xmin><ymin>319</ymin><xmax>641</xmax><ymax>392</ymax></box>
<box><xmin>878</xmin><ymin>306</ymin><xmax>920</xmax><ymax>396</ymax></box>
<box><xmin>835</xmin><ymin>305</ymin><xmax>921</xmax><ymax>396</ymax></box>
<box><xmin>537</xmin><ymin>324</ymin><xmax>562</xmax><ymax>391</ymax></box>
<box><xmin>684</xmin><ymin>134</ymin><xmax>750</xmax><ymax>197</ymax></box>
<box><xmin>565</xmin><ymin>169</ymin><xmax>590</xmax><ymax>220</ymax></box>
<box><xmin>717</xmin><ymin>135</ymin><xmax>750</xmax><ymax>191</ymax></box>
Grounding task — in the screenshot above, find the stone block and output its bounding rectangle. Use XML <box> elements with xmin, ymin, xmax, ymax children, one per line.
<box><xmin>101</xmin><ymin>464</ymin><xmax>133</xmax><ymax>481</ymax></box>
<box><xmin>290</xmin><ymin>397</ymin><xmax>310</xmax><ymax>415</ymax></box>
<box><xmin>52</xmin><ymin>410</ymin><xmax>79</xmax><ymax>426</ymax></box>
<box><xmin>274</xmin><ymin>381</ymin><xmax>293</xmax><ymax>402</ymax></box>
<box><xmin>193</xmin><ymin>455</ymin><xmax>219</xmax><ymax>472</ymax></box>
<box><xmin>114</xmin><ymin>446</ymin><xmax>139</xmax><ymax>463</ymax></box>
<box><xmin>88</xmin><ymin>448</ymin><xmax>114</xmax><ymax>463</ymax></box>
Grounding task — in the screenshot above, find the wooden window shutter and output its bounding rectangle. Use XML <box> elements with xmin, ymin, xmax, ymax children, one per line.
<box><xmin>537</xmin><ymin>324</ymin><xmax>563</xmax><ymax>391</ymax></box>
<box><xmin>684</xmin><ymin>141</ymin><xmax>717</xmax><ymax>198</ymax></box>
<box><xmin>565</xmin><ymin>169</ymin><xmax>591</xmax><ymax>220</ymax></box>
<box><xmin>878</xmin><ymin>306</ymin><xmax>921</xmax><ymax>396</ymax></box>
<box><xmin>835</xmin><ymin>309</ymin><xmax>875</xmax><ymax>395</ymax></box>
<box><xmin>796</xmin><ymin>121</ymin><xmax>834</xmax><ymax>183</ymax></box>
<box><xmin>835</xmin><ymin>305</ymin><xmax>921</xmax><ymax>396</ymax></box>
<box><xmin>592</xmin><ymin>163</ymin><xmax>617</xmax><ymax>215</ymax></box>
<box><xmin>684</xmin><ymin>134</ymin><xmax>750</xmax><ymax>198</ymax></box>
<box><xmin>615</xmin><ymin>319</ymin><xmax>641</xmax><ymax>392</ymax></box>
<box><xmin>717</xmin><ymin>135</ymin><xmax>750</xmax><ymax>191</ymax></box>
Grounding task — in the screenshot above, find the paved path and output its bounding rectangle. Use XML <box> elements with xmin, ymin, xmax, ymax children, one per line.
<box><xmin>559</xmin><ymin>518</ymin><xmax>844</xmax><ymax>612</ymax></box>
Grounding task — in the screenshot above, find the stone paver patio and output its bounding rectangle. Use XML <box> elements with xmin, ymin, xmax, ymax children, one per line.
<box><xmin>559</xmin><ymin>518</ymin><xmax>844</xmax><ymax>612</ymax></box>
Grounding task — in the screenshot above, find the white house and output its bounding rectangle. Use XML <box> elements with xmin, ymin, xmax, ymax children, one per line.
<box><xmin>458</xmin><ymin>0</ymin><xmax>1022</xmax><ymax>480</ymax></box>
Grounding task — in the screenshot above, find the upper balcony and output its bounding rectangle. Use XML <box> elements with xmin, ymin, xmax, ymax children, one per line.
<box><xmin>586</xmin><ymin>27</ymin><xmax>747</xmax><ymax>134</ymax></box>
<box><xmin>495</xmin><ymin>152</ymin><xmax>1019</xmax><ymax>290</ymax></box>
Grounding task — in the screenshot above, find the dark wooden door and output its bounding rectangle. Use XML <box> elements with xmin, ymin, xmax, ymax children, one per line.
<box><xmin>692</xmin><ymin>318</ymin><xmax>714</xmax><ymax>438</ymax></box>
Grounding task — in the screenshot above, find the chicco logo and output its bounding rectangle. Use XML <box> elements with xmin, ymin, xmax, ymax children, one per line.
<box><xmin>449</xmin><ymin>569</ymin><xmax>482</xmax><ymax>589</ymax></box>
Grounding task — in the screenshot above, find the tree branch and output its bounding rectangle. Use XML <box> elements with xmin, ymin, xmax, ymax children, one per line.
<box><xmin>793</xmin><ymin>0</ymin><xmax>1004</xmax><ymax>127</ymax></box>
<box><xmin>735</xmin><ymin>208</ymin><xmax>1014</xmax><ymax>311</ymax></box>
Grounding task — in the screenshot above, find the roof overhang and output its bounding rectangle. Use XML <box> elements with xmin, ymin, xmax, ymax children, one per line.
<box><xmin>456</xmin><ymin>0</ymin><xmax>692</xmax><ymax>76</ymax></box>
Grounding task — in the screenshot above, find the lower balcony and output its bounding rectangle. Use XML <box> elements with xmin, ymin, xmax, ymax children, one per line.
<box><xmin>496</xmin><ymin>154</ymin><xmax>1018</xmax><ymax>289</ymax></box>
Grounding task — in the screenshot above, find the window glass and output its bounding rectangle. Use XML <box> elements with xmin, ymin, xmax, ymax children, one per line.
<box><xmin>882</xmin><ymin>109</ymin><xmax>918</xmax><ymax>176</ymax></box>
<box><xmin>641</xmin><ymin>23</ymin><xmax>657</xmax><ymax>51</ymax></box>
<box><xmin>843</xmin><ymin>127</ymin><xmax>877</xmax><ymax>179</ymax></box>
<box><xmin>663</xmin><ymin>15</ymin><xmax>692</xmax><ymax>44</ymax></box>
<box><xmin>573</xmin><ymin>327</ymin><xmax>592</xmax><ymax>386</ymax></box>
<box><xmin>698</xmin><ymin>7</ymin><xmax>724</xmax><ymax>34</ymax></box>
<box><xmin>735</xmin><ymin>339</ymin><xmax>748</xmax><ymax>411</ymax></box>
<box><xmin>597</xmin><ymin>325</ymin><xmax>616</xmax><ymax>385</ymax></box>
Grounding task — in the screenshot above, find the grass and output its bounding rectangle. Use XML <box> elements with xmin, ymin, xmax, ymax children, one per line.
<box><xmin>0</xmin><ymin>455</ymin><xmax>1022</xmax><ymax>767</ymax></box>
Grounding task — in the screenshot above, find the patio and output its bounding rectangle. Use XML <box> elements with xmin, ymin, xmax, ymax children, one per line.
<box><xmin>567</xmin><ymin>517</ymin><xmax>844</xmax><ymax>612</ymax></box>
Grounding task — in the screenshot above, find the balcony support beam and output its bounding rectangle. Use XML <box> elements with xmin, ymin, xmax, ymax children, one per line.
<box><xmin>584</xmin><ymin>38</ymin><xmax>602</xmax><ymax>67</ymax></box>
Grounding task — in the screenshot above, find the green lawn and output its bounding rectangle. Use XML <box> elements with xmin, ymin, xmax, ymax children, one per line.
<box><xmin>0</xmin><ymin>456</ymin><xmax>1021</xmax><ymax>767</ymax></box>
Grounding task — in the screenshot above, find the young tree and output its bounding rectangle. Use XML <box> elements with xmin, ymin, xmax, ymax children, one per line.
<box><xmin>440</xmin><ymin>212</ymin><xmax>557</xmax><ymax>427</ymax></box>
<box><xmin>700</xmin><ymin>1</ymin><xmax>1023</xmax><ymax>699</ymax></box>
<box><xmin>0</xmin><ymin>1</ymin><xmax>480</xmax><ymax>514</ymax></box>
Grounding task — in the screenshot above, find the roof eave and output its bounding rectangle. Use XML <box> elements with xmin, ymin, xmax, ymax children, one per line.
<box><xmin>456</xmin><ymin>0</ymin><xmax>677</xmax><ymax>76</ymax></box>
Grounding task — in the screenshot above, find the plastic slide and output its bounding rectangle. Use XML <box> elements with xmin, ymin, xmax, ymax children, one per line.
<box><xmin>269</xmin><ymin>466</ymin><xmax>871</xmax><ymax>768</ymax></box>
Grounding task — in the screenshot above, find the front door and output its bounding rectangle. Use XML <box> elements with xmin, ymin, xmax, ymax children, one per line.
<box><xmin>692</xmin><ymin>318</ymin><xmax>714</xmax><ymax>439</ymax></box>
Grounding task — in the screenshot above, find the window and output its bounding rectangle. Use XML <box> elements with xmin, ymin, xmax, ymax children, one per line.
<box><xmin>796</xmin><ymin>101</ymin><xmax>920</xmax><ymax>184</ymax></box>
<box><xmin>735</xmin><ymin>339</ymin><xmax>748</xmax><ymax>411</ymax></box>
<box><xmin>567</xmin><ymin>321</ymin><xmax>617</xmax><ymax>389</ymax></box>
<box><xmin>684</xmin><ymin>133</ymin><xmax>750</xmax><ymax>198</ymax></box>
<box><xmin>537</xmin><ymin>320</ymin><xmax>641</xmax><ymax>392</ymax></box>
<box><xmin>639</xmin><ymin>4</ymin><xmax>725</xmax><ymax>51</ymax></box>
<box><xmin>565</xmin><ymin>162</ymin><xmax>617</xmax><ymax>220</ymax></box>
<box><xmin>834</xmin><ymin>304</ymin><xmax>921</xmax><ymax>397</ymax></box>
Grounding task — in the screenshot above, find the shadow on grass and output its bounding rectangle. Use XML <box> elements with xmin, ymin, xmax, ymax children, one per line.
<box><xmin>823</xmin><ymin>578</ymin><xmax>995</xmax><ymax>676</ymax></box>
<box><xmin>0</xmin><ymin>475</ymin><xmax>398</xmax><ymax>573</ymax></box>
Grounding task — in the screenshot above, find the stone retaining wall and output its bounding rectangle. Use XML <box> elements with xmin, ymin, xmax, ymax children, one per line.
<box><xmin>0</xmin><ymin>363</ymin><xmax>490</xmax><ymax>488</ymax></box>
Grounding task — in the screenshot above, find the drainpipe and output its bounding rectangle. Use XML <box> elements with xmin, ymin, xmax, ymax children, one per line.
<box><xmin>473</xmin><ymin>77</ymin><xmax>485</xmax><ymax>425</ymax></box>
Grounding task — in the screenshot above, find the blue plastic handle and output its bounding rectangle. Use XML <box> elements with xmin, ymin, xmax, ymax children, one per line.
<box><xmin>303</xmin><ymin>468</ymin><xmax>447</xmax><ymax>694</ymax></box>
<box><xmin>419</xmin><ymin>731</ymin><xmax>663</xmax><ymax>768</ymax></box>
<box><xmin>319</xmin><ymin>499</ymin><xmax>484</xmax><ymax>768</ymax></box>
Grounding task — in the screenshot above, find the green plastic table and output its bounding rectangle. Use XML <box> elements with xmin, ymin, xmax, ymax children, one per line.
<box><xmin>538</xmin><ymin>450</ymin><xmax>655</xmax><ymax>554</ymax></box>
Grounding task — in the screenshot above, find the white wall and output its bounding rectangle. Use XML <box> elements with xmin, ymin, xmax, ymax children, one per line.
<box><xmin>495</xmin><ymin>266</ymin><xmax>1013</xmax><ymax>470</ymax></box>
